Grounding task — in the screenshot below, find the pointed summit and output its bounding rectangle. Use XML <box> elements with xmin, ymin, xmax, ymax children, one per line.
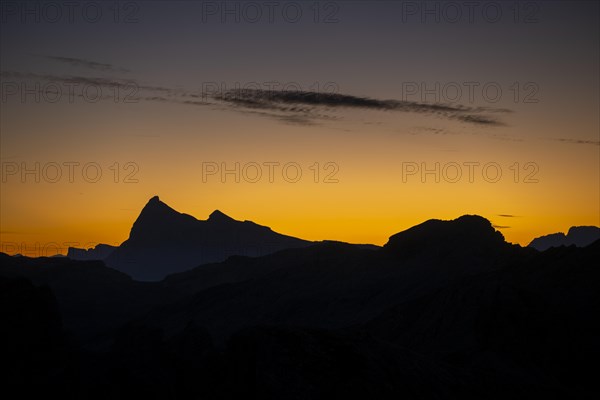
<box><xmin>208</xmin><ymin>209</ymin><xmax>235</xmax><ymax>223</ymax></box>
<box><xmin>128</xmin><ymin>196</ymin><xmax>197</xmax><ymax>241</ymax></box>
<box><xmin>138</xmin><ymin>195</ymin><xmax>178</xmax><ymax>218</ymax></box>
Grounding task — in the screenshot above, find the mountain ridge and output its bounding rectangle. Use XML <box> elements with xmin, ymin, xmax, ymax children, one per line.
<box><xmin>104</xmin><ymin>196</ymin><xmax>312</xmax><ymax>281</ymax></box>
<box><xmin>64</xmin><ymin>196</ymin><xmax>597</xmax><ymax>282</ymax></box>
<box><xmin>2</xmin><ymin>214</ymin><xmax>599</xmax><ymax>397</ymax></box>
<box><xmin>528</xmin><ymin>225</ymin><xmax>600</xmax><ymax>251</ymax></box>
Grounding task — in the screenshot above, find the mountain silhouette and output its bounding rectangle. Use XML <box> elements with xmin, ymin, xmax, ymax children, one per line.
<box><xmin>528</xmin><ymin>225</ymin><xmax>600</xmax><ymax>251</ymax></box>
<box><xmin>2</xmin><ymin>215</ymin><xmax>599</xmax><ymax>398</ymax></box>
<box><xmin>67</xmin><ymin>243</ymin><xmax>117</xmax><ymax>260</ymax></box>
<box><xmin>384</xmin><ymin>215</ymin><xmax>509</xmax><ymax>257</ymax></box>
<box><xmin>149</xmin><ymin>216</ymin><xmax>523</xmax><ymax>343</ymax></box>
<box><xmin>104</xmin><ymin>196</ymin><xmax>311</xmax><ymax>281</ymax></box>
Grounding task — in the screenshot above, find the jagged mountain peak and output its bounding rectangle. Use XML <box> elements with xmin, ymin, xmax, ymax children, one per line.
<box><xmin>105</xmin><ymin>196</ymin><xmax>311</xmax><ymax>281</ymax></box>
<box><xmin>138</xmin><ymin>195</ymin><xmax>179</xmax><ymax>216</ymax></box>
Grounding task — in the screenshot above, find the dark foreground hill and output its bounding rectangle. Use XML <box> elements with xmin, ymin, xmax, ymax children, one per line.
<box><xmin>1</xmin><ymin>215</ymin><xmax>599</xmax><ymax>399</ymax></box>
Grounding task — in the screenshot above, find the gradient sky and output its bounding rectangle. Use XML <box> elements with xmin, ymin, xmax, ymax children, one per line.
<box><xmin>1</xmin><ymin>0</ymin><xmax>599</xmax><ymax>256</ymax></box>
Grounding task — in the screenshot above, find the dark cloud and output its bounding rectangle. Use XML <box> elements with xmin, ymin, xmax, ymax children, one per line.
<box><xmin>275</xmin><ymin>114</ymin><xmax>318</xmax><ymax>126</ymax></box>
<box><xmin>407</xmin><ymin>126</ymin><xmax>455</xmax><ymax>136</ymax></box>
<box><xmin>44</xmin><ymin>56</ymin><xmax>130</xmax><ymax>73</ymax></box>
<box><xmin>555</xmin><ymin>138</ymin><xmax>600</xmax><ymax>146</ymax></box>
<box><xmin>215</xmin><ymin>89</ymin><xmax>508</xmax><ymax>126</ymax></box>
<box><xmin>453</xmin><ymin>114</ymin><xmax>503</xmax><ymax>126</ymax></box>
<box><xmin>497</xmin><ymin>214</ymin><xmax>520</xmax><ymax>218</ymax></box>
<box><xmin>0</xmin><ymin>71</ymin><xmax>176</xmax><ymax>106</ymax></box>
<box><xmin>1</xmin><ymin>70</ymin><xmax>509</xmax><ymax>127</ymax></box>
<box><xmin>2</xmin><ymin>70</ymin><xmax>136</xmax><ymax>89</ymax></box>
<box><xmin>180</xmin><ymin>100</ymin><xmax>212</xmax><ymax>106</ymax></box>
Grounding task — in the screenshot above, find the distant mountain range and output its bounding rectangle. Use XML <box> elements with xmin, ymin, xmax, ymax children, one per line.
<box><xmin>66</xmin><ymin>196</ymin><xmax>599</xmax><ymax>282</ymax></box>
<box><xmin>528</xmin><ymin>226</ymin><xmax>600</xmax><ymax>251</ymax></box>
<box><xmin>2</xmin><ymin>214</ymin><xmax>598</xmax><ymax>398</ymax></box>
<box><xmin>67</xmin><ymin>243</ymin><xmax>117</xmax><ymax>260</ymax></box>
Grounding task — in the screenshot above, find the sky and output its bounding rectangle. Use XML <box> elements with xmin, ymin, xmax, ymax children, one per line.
<box><xmin>1</xmin><ymin>0</ymin><xmax>599</xmax><ymax>256</ymax></box>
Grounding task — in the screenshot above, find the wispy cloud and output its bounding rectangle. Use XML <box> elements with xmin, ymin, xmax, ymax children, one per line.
<box><xmin>0</xmin><ymin>71</ymin><xmax>173</xmax><ymax>101</ymax></box>
<box><xmin>453</xmin><ymin>114</ymin><xmax>503</xmax><ymax>126</ymax></box>
<box><xmin>492</xmin><ymin>225</ymin><xmax>511</xmax><ymax>229</ymax></box>
<box><xmin>1</xmin><ymin>68</ymin><xmax>511</xmax><ymax>128</ymax></box>
<box><xmin>554</xmin><ymin>138</ymin><xmax>600</xmax><ymax>146</ymax></box>
<box><xmin>2</xmin><ymin>70</ymin><xmax>138</xmax><ymax>89</ymax></box>
<box><xmin>497</xmin><ymin>214</ymin><xmax>520</xmax><ymax>218</ymax></box>
<box><xmin>43</xmin><ymin>56</ymin><xmax>130</xmax><ymax>73</ymax></box>
<box><xmin>215</xmin><ymin>89</ymin><xmax>508</xmax><ymax>126</ymax></box>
